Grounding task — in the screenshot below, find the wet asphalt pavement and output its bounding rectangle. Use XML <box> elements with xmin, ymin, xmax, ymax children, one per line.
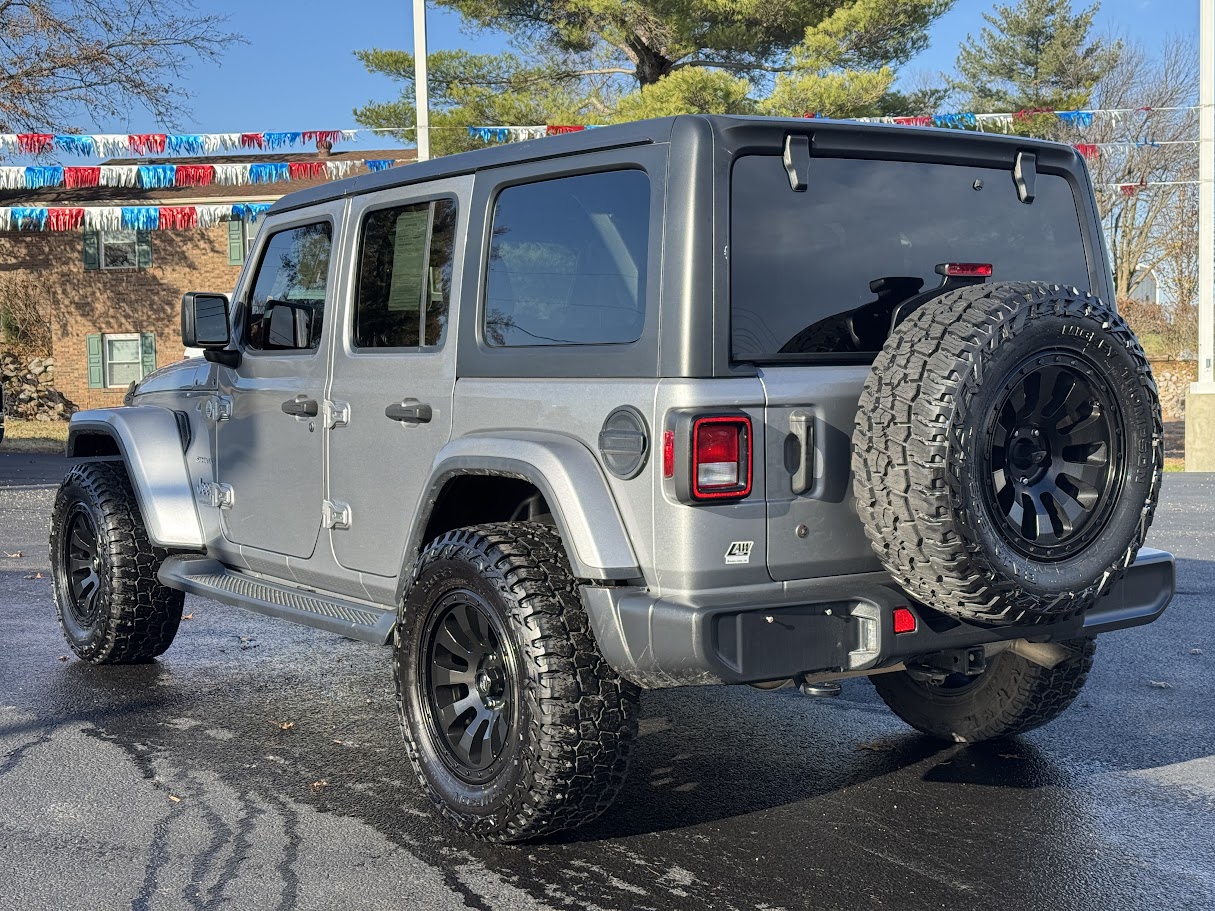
<box><xmin>1</xmin><ymin>452</ymin><xmax>1213</xmax><ymax>911</ymax></box>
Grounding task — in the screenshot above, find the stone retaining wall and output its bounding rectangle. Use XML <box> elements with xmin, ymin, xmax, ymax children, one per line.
<box><xmin>1</xmin><ymin>353</ymin><xmax>78</xmax><ymax>421</ymax></box>
<box><xmin>1150</xmin><ymin>360</ymin><xmax>1197</xmax><ymax>423</ymax></box>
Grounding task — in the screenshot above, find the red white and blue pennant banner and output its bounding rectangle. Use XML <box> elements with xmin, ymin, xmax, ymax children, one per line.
<box><xmin>5</xmin><ymin>110</ymin><xmax>1191</xmax><ymax>160</ymax></box>
<box><xmin>0</xmin><ymin>131</ymin><xmax>358</xmax><ymax>158</ymax></box>
<box><xmin>467</xmin><ymin>125</ymin><xmax>600</xmax><ymax>142</ymax></box>
<box><xmin>469</xmin><ymin>106</ymin><xmax>1200</xmax><ymax>145</ymax></box>
<box><xmin>0</xmin><ymin>159</ymin><xmax>404</xmax><ymax>191</ymax></box>
<box><xmin>0</xmin><ymin>203</ymin><xmax>273</xmax><ymax>232</ymax></box>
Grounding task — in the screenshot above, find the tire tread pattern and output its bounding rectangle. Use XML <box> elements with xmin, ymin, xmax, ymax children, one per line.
<box><xmin>872</xmin><ymin>638</ymin><xmax>1096</xmax><ymax>741</ymax></box>
<box><xmin>397</xmin><ymin>522</ymin><xmax>639</xmax><ymax>842</ymax></box>
<box><xmin>852</xmin><ymin>282</ymin><xmax>1163</xmax><ymax>625</ymax></box>
<box><xmin>50</xmin><ymin>461</ymin><xmax>183</xmax><ymax>663</ymax></box>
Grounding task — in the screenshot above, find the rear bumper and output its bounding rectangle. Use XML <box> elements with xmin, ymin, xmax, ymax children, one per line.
<box><xmin>583</xmin><ymin>548</ymin><xmax>1175</xmax><ymax>688</ymax></box>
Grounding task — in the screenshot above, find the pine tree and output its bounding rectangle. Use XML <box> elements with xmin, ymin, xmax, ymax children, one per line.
<box><xmin>953</xmin><ymin>0</ymin><xmax>1121</xmax><ymax>114</ymax></box>
<box><xmin>354</xmin><ymin>0</ymin><xmax>955</xmax><ymax>153</ymax></box>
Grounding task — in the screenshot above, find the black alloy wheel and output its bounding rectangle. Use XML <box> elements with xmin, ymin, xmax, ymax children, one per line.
<box><xmin>49</xmin><ymin>461</ymin><xmax>184</xmax><ymax>663</ymax></box>
<box><xmin>853</xmin><ymin>281</ymin><xmax>1161</xmax><ymax>625</ymax></box>
<box><xmin>397</xmin><ymin>523</ymin><xmax>640</xmax><ymax>841</ymax></box>
<box><xmin>61</xmin><ymin>504</ymin><xmax>104</xmax><ymax>627</ymax></box>
<box><xmin>983</xmin><ymin>350</ymin><xmax>1125</xmax><ymax>562</ymax></box>
<box><xmin>420</xmin><ymin>592</ymin><xmax>517</xmax><ymax>783</ymax></box>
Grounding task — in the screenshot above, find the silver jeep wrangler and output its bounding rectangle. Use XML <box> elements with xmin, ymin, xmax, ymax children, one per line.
<box><xmin>51</xmin><ymin>115</ymin><xmax>1174</xmax><ymax>842</ymax></box>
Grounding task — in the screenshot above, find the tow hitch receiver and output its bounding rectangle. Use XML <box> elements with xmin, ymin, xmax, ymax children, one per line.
<box><xmin>795</xmin><ymin>674</ymin><xmax>843</xmax><ymax>698</ymax></box>
<box><xmin>907</xmin><ymin>647</ymin><xmax>987</xmax><ymax>684</ymax></box>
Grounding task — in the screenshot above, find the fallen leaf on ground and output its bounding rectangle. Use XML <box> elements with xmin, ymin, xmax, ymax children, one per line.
<box><xmin>57</xmin><ymin>655</ymin><xmax>68</xmax><ymax>662</ymax></box>
<box><xmin>1147</xmin><ymin>680</ymin><xmax>1173</xmax><ymax>689</ymax></box>
<box><xmin>270</xmin><ymin>720</ymin><xmax>295</xmax><ymax>731</ymax></box>
<box><xmin>310</xmin><ymin>780</ymin><xmax>328</xmax><ymax>792</ymax></box>
<box><xmin>23</xmin><ymin>572</ymin><xmax>42</xmax><ymax>580</ymax></box>
<box><xmin>168</xmin><ymin>795</ymin><xmax>181</xmax><ymax>803</ymax></box>
<box><xmin>181</xmin><ymin>613</ymin><xmax>194</xmax><ymax>621</ymax></box>
<box><xmin>4</xmin><ymin>551</ymin><xmax>22</xmax><ymax>558</ymax></box>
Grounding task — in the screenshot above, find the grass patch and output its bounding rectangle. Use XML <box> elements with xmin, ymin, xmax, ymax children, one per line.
<box><xmin>1</xmin><ymin>419</ymin><xmax>69</xmax><ymax>453</ymax></box>
<box><xmin>1164</xmin><ymin>458</ymin><xmax>1185</xmax><ymax>473</ymax></box>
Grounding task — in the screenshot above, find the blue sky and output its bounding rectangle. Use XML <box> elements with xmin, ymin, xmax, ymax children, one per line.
<box><xmin>82</xmin><ymin>0</ymin><xmax>1201</xmax><ymax>139</ymax></box>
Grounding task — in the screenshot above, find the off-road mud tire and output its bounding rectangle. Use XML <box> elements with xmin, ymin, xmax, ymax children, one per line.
<box><xmin>853</xmin><ymin>282</ymin><xmax>1162</xmax><ymax>626</ymax></box>
<box><xmin>396</xmin><ymin>522</ymin><xmax>639</xmax><ymax>842</ymax></box>
<box><xmin>49</xmin><ymin>461</ymin><xmax>184</xmax><ymax>663</ymax></box>
<box><xmin>872</xmin><ymin>638</ymin><xmax>1096</xmax><ymax>742</ymax></box>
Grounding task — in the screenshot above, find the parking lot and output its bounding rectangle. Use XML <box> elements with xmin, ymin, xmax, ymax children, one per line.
<box><xmin>1</xmin><ymin>452</ymin><xmax>1213</xmax><ymax>911</ymax></box>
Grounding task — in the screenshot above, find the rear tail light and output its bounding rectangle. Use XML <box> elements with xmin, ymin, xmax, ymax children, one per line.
<box><xmin>937</xmin><ymin>262</ymin><xmax>993</xmax><ymax>277</ymax></box>
<box><xmin>663</xmin><ymin>430</ymin><xmax>675</xmax><ymax>479</ymax></box>
<box><xmin>692</xmin><ymin>416</ymin><xmax>752</xmax><ymax>500</ymax></box>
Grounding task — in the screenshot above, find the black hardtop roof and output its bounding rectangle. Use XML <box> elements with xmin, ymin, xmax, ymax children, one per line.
<box><xmin>269</xmin><ymin>114</ymin><xmax>1080</xmax><ymax>215</ymax></box>
<box><xmin>268</xmin><ymin>117</ymin><xmax>677</xmax><ymax>214</ymax></box>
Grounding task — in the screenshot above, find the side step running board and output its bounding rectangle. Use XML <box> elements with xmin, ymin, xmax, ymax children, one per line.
<box><xmin>158</xmin><ymin>556</ymin><xmax>396</xmax><ymax>645</ymax></box>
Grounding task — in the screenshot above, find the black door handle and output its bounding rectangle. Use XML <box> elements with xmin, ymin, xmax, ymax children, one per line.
<box><xmin>281</xmin><ymin>397</ymin><xmax>319</xmax><ymax>418</ymax></box>
<box><xmin>385</xmin><ymin>400</ymin><xmax>432</xmax><ymax>424</ymax></box>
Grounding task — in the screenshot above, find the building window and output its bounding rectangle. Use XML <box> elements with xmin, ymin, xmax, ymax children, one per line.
<box><xmin>86</xmin><ymin>332</ymin><xmax>156</xmax><ymax>389</ymax></box>
<box><xmin>228</xmin><ymin>219</ymin><xmax>260</xmax><ymax>265</ymax></box>
<box><xmin>103</xmin><ymin>334</ymin><xmax>142</xmax><ymax>385</ymax></box>
<box><xmin>100</xmin><ymin>230</ymin><xmax>138</xmax><ymax>270</ymax></box>
<box><xmin>83</xmin><ymin>229</ymin><xmax>152</xmax><ymax>271</ymax></box>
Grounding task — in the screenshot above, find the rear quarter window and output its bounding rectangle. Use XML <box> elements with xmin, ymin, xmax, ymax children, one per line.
<box><xmin>483</xmin><ymin>169</ymin><xmax>650</xmax><ymax>347</ymax></box>
<box><xmin>730</xmin><ymin>155</ymin><xmax>1091</xmax><ymax>363</ymax></box>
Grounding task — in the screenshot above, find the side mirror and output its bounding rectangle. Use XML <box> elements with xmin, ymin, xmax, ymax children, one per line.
<box><xmin>182</xmin><ymin>292</ymin><xmax>231</xmax><ymax>348</ymax></box>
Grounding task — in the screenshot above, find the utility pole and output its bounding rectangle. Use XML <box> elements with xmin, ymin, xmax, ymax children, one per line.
<box><xmin>1188</xmin><ymin>0</ymin><xmax>1215</xmax><ymax>469</ymax></box>
<box><xmin>413</xmin><ymin>0</ymin><xmax>431</xmax><ymax>162</ymax></box>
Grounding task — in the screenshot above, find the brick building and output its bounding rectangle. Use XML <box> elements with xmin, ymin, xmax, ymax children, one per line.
<box><xmin>0</xmin><ymin>148</ymin><xmax>411</xmax><ymax>411</ymax></box>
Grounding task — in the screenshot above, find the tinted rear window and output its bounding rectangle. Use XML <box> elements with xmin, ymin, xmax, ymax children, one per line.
<box><xmin>730</xmin><ymin>156</ymin><xmax>1090</xmax><ymax>362</ymax></box>
<box><xmin>484</xmin><ymin>169</ymin><xmax>650</xmax><ymax>347</ymax></box>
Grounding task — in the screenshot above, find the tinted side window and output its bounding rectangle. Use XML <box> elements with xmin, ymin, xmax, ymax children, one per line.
<box><xmin>354</xmin><ymin>199</ymin><xmax>456</xmax><ymax>348</ymax></box>
<box><xmin>730</xmin><ymin>156</ymin><xmax>1090</xmax><ymax>362</ymax></box>
<box><xmin>484</xmin><ymin>170</ymin><xmax>650</xmax><ymax>347</ymax></box>
<box><xmin>247</xmin><ymin>222</ymin><xmax>332</xmax><ymax>351</ymax></box>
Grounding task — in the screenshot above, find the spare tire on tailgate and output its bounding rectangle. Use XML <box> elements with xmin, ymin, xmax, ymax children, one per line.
<box><xmin>852</xmin><ymin>281</ymin><xmax>1162</xmax><ymax>626</ymax></box>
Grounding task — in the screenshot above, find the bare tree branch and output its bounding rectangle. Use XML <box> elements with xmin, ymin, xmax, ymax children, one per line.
<box><xmin>1081</xmin><ymin>35</ymin><xmax>1198</xmax><ymax>301</ymax></box>
<box><xmin>0</xmin><ymin>0</ymin><xmax>241</xmax><ymax>133</ymax></box>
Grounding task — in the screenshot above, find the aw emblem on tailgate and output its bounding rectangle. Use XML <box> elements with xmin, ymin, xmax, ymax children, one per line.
<box><xmin>724</xmin><ymin>541</ymin><xmax>753</xmax><ymax>565</ymax></box>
